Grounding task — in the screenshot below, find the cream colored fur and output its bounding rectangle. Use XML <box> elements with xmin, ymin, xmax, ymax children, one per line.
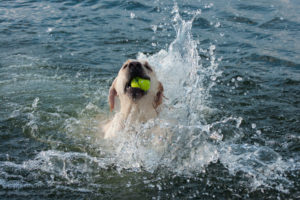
<box><xmin>102</xmin><ymin>60</ymin><xmax>164</xmax><ymax>139</ymax></box>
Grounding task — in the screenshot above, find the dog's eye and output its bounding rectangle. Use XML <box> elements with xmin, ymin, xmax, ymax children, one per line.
<box><xmin>144</xmin><ymin>63</ymin><xmax>153</xmax><ymax>72</ymax></box>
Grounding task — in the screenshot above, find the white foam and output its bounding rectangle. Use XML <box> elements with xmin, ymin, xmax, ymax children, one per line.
<box><xmin>219</xmin><ymin>144</ymin><xmax>293</xmax><ymax>192</ymax></box>
<box><xmin>116</xmin><ymin>4</ymin><xmax>295</xmax><ymax>192</ymax></box>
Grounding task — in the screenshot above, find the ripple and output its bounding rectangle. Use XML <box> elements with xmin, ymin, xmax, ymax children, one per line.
<box><xmin>244</xmin><ymin>53</ymin><xmax>299</xmax><ymax>68</ymax></box>
<box><xmin>259</xmin><ymin>17</ymin><xmax>300</xmax><ymax>31</ymax></box>
<box><xmin>237</xmin><ymin>3</ymin><xmax>275</xmax><ymax>12</ymax></box>
<box><xmin>121</xmin><ymin>1</ymin><xmax>152</xmax><ymax>11</ymax></box>
<box><xmin>226</xmin><ymin>16</ymin><xmax>258</xmax><ymax>26</ymax></box>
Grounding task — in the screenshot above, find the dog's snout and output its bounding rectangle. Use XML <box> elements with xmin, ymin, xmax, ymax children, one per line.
<box><xmin>128</xmin><ymin>61</ymin><xmax>142</xmax><ymax>69</ymax></box>
<box><xmin>122</xmin><ymin>61</ymin><xmax>142</xmax><ymax>71</ymax></box>
<box><xmin>128</xmin><ymin>61</ymin><xmax>144</xmax><ymax>75</ymax></box>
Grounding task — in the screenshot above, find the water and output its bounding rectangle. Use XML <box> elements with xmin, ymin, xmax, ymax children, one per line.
<box><xmin>1</xmin><ymin>0</ymin><xmax>299</xmax><ymax>199</ymax></box>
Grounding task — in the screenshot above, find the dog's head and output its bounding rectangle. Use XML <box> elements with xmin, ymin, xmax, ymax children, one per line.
<box><xmin>109</xmin><ymin>60</ymin><xmax>164</xmax><ymax>112</ymax></box>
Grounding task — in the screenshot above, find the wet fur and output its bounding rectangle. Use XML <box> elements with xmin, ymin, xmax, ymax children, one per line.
<box><xmin>101</xmin><ymin>60</ymin><xmax>164</xmax><ymax>139</ymax></box>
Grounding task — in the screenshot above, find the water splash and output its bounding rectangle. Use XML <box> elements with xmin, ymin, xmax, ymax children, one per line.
<box><xmin>119</xmin><ymin>4</ymin><xmax>295</xmax><ymax>192</ymax></box>
<box><xmin>104</xmin><ymin>4</ymin><xmax>224</xmax><ymax>174</ymax></box>
<box><xmin>138</xmin><ymin>4</ymin><xmax>220</xmax><ymax>126</ymax></box>
<box><xmin>220</xmin><ymin>144</ymin><xmax>294</xmax><ymax>192</ymax></box>
<box><xmin>0</xmin><ymin>150</ymin><xmax>110</xmax><ymax>191</ymax></box>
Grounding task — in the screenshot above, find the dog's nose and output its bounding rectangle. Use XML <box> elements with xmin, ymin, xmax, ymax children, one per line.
<box><xmin>128</xmin><ymin>61</ymin><xmax>143</xmax><ymax>75</ymax></box>
<box><xmin>128</xmin><ymin>61</ymin><xmax>142</xmax><ymax>69</ymax></box>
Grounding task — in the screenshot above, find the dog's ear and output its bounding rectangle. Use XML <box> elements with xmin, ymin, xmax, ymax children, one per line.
<box><xmin>109</xmin><ymin>79</ymin><xmax>117</xmax><ymax>112</ymax></box>
<box><xmin>154</xmin><ymin>81</ymin><xmax>164</xmax><ymax>109</ymax></box>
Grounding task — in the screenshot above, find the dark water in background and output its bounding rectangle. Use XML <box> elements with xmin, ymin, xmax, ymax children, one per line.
<box><xmin>1</xmin><ymin>0</ymin><xmax>300</xmax><ymax>199</ymax></box>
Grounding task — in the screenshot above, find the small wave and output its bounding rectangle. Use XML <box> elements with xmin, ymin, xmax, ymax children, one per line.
<box><xmin>245</xmin><ymin>53</ymin><xmax>299</xmax><ymax>68</ymax></box>
<box><xmin>0</xmin><ymin>150</ymin><xmax>111</xmax><ymax>192</ymax></box>
<box><xmin>226</xmin><ymin>16</ymin><xmax>258</xmax><ymax>26</ymax></box>
<box><xmin>259</xmin><ymin>17</ymin><xmax>300</xmax><ymax>31</ymax></box>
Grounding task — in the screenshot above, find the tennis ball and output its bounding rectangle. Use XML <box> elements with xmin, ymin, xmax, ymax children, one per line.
<box><xmin>131</xmin><ymin>77</ymin><xmax>151</xmax><ymax>91</ymax></box>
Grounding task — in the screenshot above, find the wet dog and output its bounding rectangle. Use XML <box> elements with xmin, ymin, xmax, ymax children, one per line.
<box><xmin>102</xmin><ymin>60</ymin><xmax>164</xmax><ymax>139</ymax></box>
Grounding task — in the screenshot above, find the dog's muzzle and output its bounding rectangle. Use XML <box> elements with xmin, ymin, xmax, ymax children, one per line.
<box><xmin>124</xmin><ymin>61</ymin><xmax>150</xmax><ymax>101</ymax></box>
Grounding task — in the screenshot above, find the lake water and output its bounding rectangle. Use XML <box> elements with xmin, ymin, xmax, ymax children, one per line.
<box><xmin>0</xmin><ymin>0</ymin><xmax>299</xmax><ymax>199</ymax></box>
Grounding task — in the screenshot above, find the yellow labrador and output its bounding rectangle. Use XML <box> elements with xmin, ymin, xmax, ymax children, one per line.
<box><xmin>102</xmin><ymin>60</ymin><xmax>164</xmax><ymax>139</ymax></box>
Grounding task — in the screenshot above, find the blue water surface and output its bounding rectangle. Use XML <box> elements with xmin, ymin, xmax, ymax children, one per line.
<box><xmin>0</xmin><ymin>0</ymin><xmax>299</xmax><ymax>199</ymax></box>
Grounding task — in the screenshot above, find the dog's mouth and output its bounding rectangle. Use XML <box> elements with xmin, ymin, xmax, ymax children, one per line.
<box><xmin>125</xmin><ymin>74</ymin><xmax>150</xmax><ymax>101</ymax></box>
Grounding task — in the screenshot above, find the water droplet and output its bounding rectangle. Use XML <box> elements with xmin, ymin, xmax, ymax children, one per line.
<box><xmin>151</xmin><ymin>25</ymin><xmax>157</xmax><ymax>32</ymax></box>
<box><xmin>215</xmin><ymin>22</ymin><xmax>220</xmax><ymax>28</ymax></box>
<box><xmin>46</xmin><ymin>27</ymin><xmax>53</xmax><ymax>33</ymax></box>
<box><xmin>130</xmin><ymin>12</ymin><xmax>136</xmax><ymax>19</ymax></box>
<box><xmin>156</xmin><ymin>184</ymin><xmax>162</xmax><ymax>190</ymax></box>
<box><xmin>32</xmin><ymin>97</ymin><xmax>39</xmax><ymax>109</ymax></box>
<box><xmin>204</xmin><ymin>3</ymin><xmax>214</xmax><ymax>9</ymax></box>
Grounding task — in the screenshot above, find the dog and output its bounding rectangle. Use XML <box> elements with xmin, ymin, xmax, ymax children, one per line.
<box><xmin>101</xmin><ymin>60</ymin><xmax>164</xmax><ymax>139</ymax></box>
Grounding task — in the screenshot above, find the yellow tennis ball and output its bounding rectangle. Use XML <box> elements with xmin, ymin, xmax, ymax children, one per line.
<box><xmin>138</xmin><ymin>78</ymin><xmax>150</xmax><ymax>91</ymax></box>
<box><xmin>131</xmin><ymin>78</ymin><xmax>140</xmax><ymax>88</ymax></box>
<box><xmin>131</xmin><ymin>77</ymin><xmax>150</xmax><ymax>91</ymax></box>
